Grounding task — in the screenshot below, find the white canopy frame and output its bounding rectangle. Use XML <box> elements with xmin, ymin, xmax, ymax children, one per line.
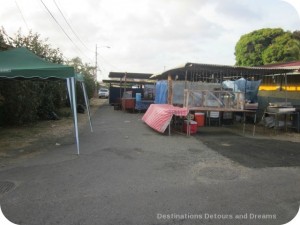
<box><xmin>66</xmin><ymin>77</ymin><xmax>93</xmax><ymax>155</ymax></box>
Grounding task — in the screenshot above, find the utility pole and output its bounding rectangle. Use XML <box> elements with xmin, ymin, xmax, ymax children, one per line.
<box><xmin>95</xmin><ymin>44</ymin><xmax>110</xmax><ymax>82</ymax></box>
<box><xmin>95</xmin><ymin>44</ymin><xmax>98</xmax><ymax>81</ymax></box>
<box><xmin>94</xmin><ymin>44</ymin><xmax>98</xmax><ymax>97</ymax></box>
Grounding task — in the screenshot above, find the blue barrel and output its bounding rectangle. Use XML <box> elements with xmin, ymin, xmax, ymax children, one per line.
<box><xmin>136</xmin><ymin>93</ymin><xmax>141</xmax><ymax>101</ymax></box>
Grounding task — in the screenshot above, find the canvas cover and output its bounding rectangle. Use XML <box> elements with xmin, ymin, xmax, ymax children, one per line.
<box><xmin>154</xmin><ymin>80</ymin><xmax>168</xmax><ymax>104</ymax></box>
<box><xmin>142</xmin><ymin>104</ymin><xmax>188</xmax><ymax>133</ymax></box>
<box><xmin>0</xmin><ymin>47</ymin><xmax>74</xmax><ymax>79</ymax></box>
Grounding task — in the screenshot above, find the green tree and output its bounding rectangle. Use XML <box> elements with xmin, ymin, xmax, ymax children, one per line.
<box><xmin>0</xmin><ymin>27</ymin><xmax>12</xmax><ymax>50</ymax></box>
<box><xmin>7</xmin><ymin>29</ymin><xmax>64</xmax><ymax>63</ymax></box>
<box><xmin>67</xmin><ymin>57</ymin><xmax>96</xmax><ymax>102</ymax></box>
<box><xmin>235</xmin><ymin>28</ymin><xmax>300</xmax><ymax>66</ymax></box>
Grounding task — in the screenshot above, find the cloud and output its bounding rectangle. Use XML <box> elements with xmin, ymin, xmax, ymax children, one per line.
<box><xmin>1</xmin><ymin>0</ymin><xmax>300</xmax><ymax>79</ymax></box>
<box><xmin>215</xmin><ymin>0</ymin><xmax>262</xmax><ymax>22</ymax></box>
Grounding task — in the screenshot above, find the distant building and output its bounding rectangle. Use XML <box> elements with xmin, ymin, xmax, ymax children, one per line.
<box><xmin>258</xmin><ymin>61</ymin><xmax>300</xmax><ymax>116</ymax></box>
<box><xmin>260</xmin><ymin>61</ymin><xmax>300</xmax><ymax>91</ymax></box>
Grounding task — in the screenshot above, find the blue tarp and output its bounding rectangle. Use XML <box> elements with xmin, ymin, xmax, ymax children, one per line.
<box><xmin>154</xmin><ymin>80</ymin><xmax>168</xmax><ymax>104</ymax></box>
<box><xmin>222</xmin><ymin>78</ymin><xmax>261</xmax><ymax>103</ymax></box>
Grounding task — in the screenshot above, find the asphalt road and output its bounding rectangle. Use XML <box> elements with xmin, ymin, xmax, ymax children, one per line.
<box><xmin>0</xmin><ymin>103</ymin><xmax>299</xmax><ymax>225</ymax></box>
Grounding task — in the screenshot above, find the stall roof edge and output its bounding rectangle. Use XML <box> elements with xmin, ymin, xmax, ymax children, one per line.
<box><xmin>150</xmin><ymin>62</ymin><xmax>295</xmax><ymax>80</ymax></box>
<box><xmin>108</xmin><ymin>72</ymin><xmax>154</xmax><ymax>79</ymax></box>
<box><xmin>102</xmin><ymin>79</ymin><xmax>156</xmax><ymax>85</ymax></box>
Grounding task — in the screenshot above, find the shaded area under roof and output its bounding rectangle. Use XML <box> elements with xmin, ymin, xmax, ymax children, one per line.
<box><xmin>109</xmin><ymin>72</ymin><xmax>154</xmax><ymax>80</ymax></box>
<box><xmin>102</xmin><ymin>79</ymin><xmax>155</xmax><ymax>85</ymax></box>
<box><xmin>151</xmin><ymin>62</ymin><xmax>295</xmax><ymax>81</ymax></box>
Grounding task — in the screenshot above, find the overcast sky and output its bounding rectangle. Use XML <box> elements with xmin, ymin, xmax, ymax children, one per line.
<box><xmin>1</xmin><ymin>0</ymin><xmax>300</xmax><ymax>80</ymax></box>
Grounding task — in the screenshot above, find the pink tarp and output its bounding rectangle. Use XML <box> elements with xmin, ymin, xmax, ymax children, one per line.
<box><xmin>142</xmin><ymin>104</ymin><xmax>189</xmax><ymax>133</ymax></box>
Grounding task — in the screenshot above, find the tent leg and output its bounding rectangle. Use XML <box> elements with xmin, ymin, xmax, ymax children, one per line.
<box><xmin>81</xmin><ymin>82</ymin><xmax>93</xmax><ymax>132</ymax></box>
<box><xmin>67</xmin><ymin>78</ymin><xmax>80</xmax><ymax>155</ymax></box>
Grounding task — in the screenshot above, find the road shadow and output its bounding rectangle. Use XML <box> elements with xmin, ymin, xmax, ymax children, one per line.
<box><xmin>196</xmin><ymin>127</ymin><xmax>300</xmax><ymax>168</ymax></box>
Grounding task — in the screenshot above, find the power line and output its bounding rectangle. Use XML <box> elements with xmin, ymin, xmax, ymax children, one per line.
<box><xmin>53</xmin><ymin>0</ymin><xmax>93</xmax><ymax>53</ymax></box>
<box><xmin>40</xmin><ymin>0</ymin><xmax>93</xmax><ymax>62</ymax></box>
<box><xmin>41</xmin><ymin>0</ymin><xmax>116</xmax><ymax>71</ymax></box>
<box><xmin>97</xmin><ymin>53</ymin><xmax>120</xmax><ymax>71</ymax></box>
<box><xmin>15</xmin><ymin>1</ymin><xmax>30</xmax><ymax>31</ymax></box>
<box><xmin>52</xmin><ymin>0</ymin><xmax>117</xmax><ymax>71</ymax></box>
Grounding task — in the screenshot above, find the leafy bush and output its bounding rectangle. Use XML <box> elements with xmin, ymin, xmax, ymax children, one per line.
<box><xmin>0</xmin><ymin>80</ymin><xmax>40</xmax><ymax>124</ymax></box>
<box><xmin>68</xmin><ymin>57</ymin><xmax>96</xmax><ymax>105</ymax></box>
<box><xmin>0</xmin><ymin>80</ymin><xmax>67</xmax><ymax>125</ymax></box>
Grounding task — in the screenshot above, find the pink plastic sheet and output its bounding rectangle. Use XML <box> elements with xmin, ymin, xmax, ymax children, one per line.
<box><xmin>142</xmin><ymin>104</ymin><xmax>188</xmax><ymax>133</ymax></box>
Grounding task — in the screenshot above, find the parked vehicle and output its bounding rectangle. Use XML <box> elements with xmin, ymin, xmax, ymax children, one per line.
<box><xmin>98</xmin><ymin>88</ymin><xmax>109</xmax><ymax>98</ymax></box>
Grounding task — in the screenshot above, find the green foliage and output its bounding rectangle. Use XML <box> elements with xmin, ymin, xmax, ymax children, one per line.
<box><xmin>262</xmin><ymin>33</ymin><xmax>300</xmax><ymax>64</ymax></box>
<box><xmin>235</xmin><ymin>28</ymin><xmax>300</xmax><ymax>66</ymax></box>
<box><xmin>67</xmin><ymin>57</ymin><xmax>96</xmax><ymax>104</ymax></box>
<box><xmin>0</xmin><ymin>80</ymin><xmax>40</xmax><ymax>124</ymax></box>
<box><xmin>7</xmin><ymin>29</ymin><xmax>64</xmax><ymax>64</ymax></box>
<box><xmin>0</xmin><ymin>28</ymin><xmax>10</xmax><ymax>51</ymax></box>
<box><xmin>36</xmin><ymin>80</ymin><xmax>67</xmax><ymax>120</ymax></box>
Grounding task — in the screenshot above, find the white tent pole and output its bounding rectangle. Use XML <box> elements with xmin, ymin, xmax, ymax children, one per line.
<box><xmin>67</xmin><ymin>78</ymin><xmax>77</xmax><ymax>147</ymax></box>
<box><xmin>67</xmin><ymin>78</ymin><xmax>76</xmax><ymax>136</ymax></box>
<box><xmin>67</xmin><ymin>78</ymin><xmax>80</xmax><ymax>155</ymax></box>
<box><xmin>81</xmin><ymin>82</ymin><xmax>93</xmax><ymax>132</ymax></box>
<box><xmin>66</xmin><ymin>79</ymin><xmax>73</xmax><ymax>112</ymax></box>
<box><xmin>71</xmin><ymin>77</ymin><xmax>80</xmax><ymax>155</ymax></box>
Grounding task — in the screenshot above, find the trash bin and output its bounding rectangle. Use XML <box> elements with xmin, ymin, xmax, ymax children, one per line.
<box><xmin>183</xmin><ymin>120</ymin><xmax>198</xmax><ymax>134</ymax></box>
<box><xmin>194</xmin><ymin>113</ymin><xmax>205</xmax><ymax>127</ymax></box>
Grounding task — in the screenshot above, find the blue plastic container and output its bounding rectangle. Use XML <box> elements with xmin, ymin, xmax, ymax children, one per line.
<box><xmin>136</xmin><ymin>93</ymin><xmax>141</xmax><ymax>101</ymax></box>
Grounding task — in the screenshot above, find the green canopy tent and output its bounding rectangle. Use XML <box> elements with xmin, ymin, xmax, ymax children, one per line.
<box><xmin>0</xmin><ymin>47</ymin><xmax>93</xmax><ymax>154</ymax></box>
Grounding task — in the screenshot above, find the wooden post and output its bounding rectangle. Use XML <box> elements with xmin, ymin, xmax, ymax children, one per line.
<box><xmin>184</xmin><ymin>89</ymin><xmax>188</xmax><ymax>107</ymax></box>
<box><xmin>284</xmin><ymin>73</ymin><xmax>288</xmax><ymax>106</ymax></box>
<box><xmin>168</xmin><ymin>74</ymin><xmax>173</xmax><ymax>105</ymax></box>
<box><xmin>186</xmin><ymin>90</ymin><xmax>190</xmax><ymax>109</ymax></box>
<box><xmin>184</xmin><ymin>70</ymin><xmax>188</xmax><ymax>89</ymax></box>
<box><xmin>184</xmin><ymin>69</ymin><xmax>188</xmax><ymax>108</ymax></box>
<box><xmin>124</xmin><ymin>72</ymin><xmax>127</xmax><ymax>96</ymax></box>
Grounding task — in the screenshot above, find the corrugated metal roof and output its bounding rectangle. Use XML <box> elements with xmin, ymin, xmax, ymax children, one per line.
<box><xmin>151</xmin><ymin>62</ymin><xmax>295</xmax><ymax>80</ymax></box>
<box><xmin>263</xmin><ymin>61</ymin><xmax>300</xmax><ymax>72</ymax></box>
<box><xmin>263</xmin><ymin>61</ymin><xmax>300</xmax><ymax>68</ymax></box>
<box><xmin>102</xmin><ymin>79</ymin><xmax>155</xmax><ymax>85</ymax></box>
<box><xmin>108</xmin><ymin>72</ymin><xmax>154</xmax><ymax>79</ymax></box>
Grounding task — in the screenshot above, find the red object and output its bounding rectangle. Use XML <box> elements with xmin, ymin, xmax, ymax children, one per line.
<box><xmin>122</xmin><ymin>98</ymin><xmax>135</xmax><ymax>110</ymax></box>
<box><xmin>194</xmin><ymin>113</ymin><xmax>205</xmax><ymax>127</ymax></box>
<box><xmin>183</xmin><ymin>120</ymin><xmax>198</xmax><ymax>134</ymax></box>
<box><xmin>142</xmin><ymin>104</ymin><xmax>189</xmax><ymax>133</ymax></box>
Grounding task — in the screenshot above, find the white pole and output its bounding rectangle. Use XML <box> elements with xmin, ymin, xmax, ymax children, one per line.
<box><xmin>81</xmin><ymin>82</ymin><xmax>93</xmax><ymax>132</ymax></box>
<box><xmin>67</xmin><ymin>77</ymin><xmax>80</xmax><ymax>155</ymax></box>
<box><xmin>71</xmin><ymin>77</ymin><xmax>80</xmax><ymax>155</ymax></box>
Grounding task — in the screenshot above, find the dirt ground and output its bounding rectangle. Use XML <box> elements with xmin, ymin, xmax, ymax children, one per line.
<box><xmin>228</xmin><ymin>122</ymin><xmax>300</xmax><ymax>143</ymax></box>
<box><xmin>0</xmin><ymin>99</ymin><xmax>299</xmax><ymax>162</ymax></box>
<box><xmin>0</xmin><ymin>98</ymin><xmax>106</xmax><ymax>162</ymax></box>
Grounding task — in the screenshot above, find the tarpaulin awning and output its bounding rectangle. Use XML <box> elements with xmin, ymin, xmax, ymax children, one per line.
<box><xmin>142</xmin><ymin>104</ymin><xmax>188</xmax><ymax>133</ymax></box>
<box><xmin>0</xmin><ymin>47</ymin><xmax>74</xmax><ymax>79</ymax></box>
